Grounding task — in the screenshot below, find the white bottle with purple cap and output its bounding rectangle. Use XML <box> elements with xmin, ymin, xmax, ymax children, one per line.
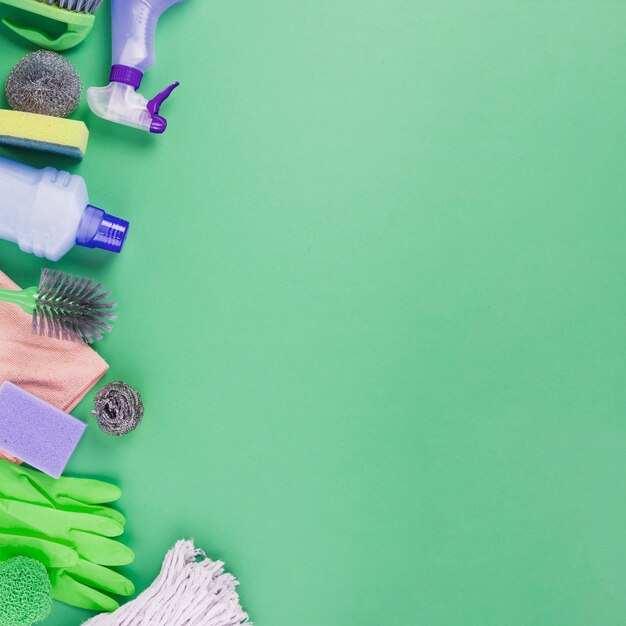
<box><xmin>0</xmin><ymin>155</ymin><xmax>129</xmax><ymax>262</ymax></box>
<box><xmin>87</xmin><ymin>0</ymin><xmax>185</xmax><ymax>134</ymax></box>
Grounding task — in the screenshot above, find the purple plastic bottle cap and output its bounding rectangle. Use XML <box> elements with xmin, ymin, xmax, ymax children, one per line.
<box><xmin>109</xmin><ymin>65</ymin><xmax>143</xmax><ymax>90</ymax></box>
<box><xmin>76</xmin><ymin>205</ymin><xmax>129</xmax><ymax>254</ymax></box>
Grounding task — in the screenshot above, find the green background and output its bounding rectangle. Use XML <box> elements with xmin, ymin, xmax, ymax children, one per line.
<box><xmin>0</xmin><ymin>1</ymin><xmax>625</xmax><ymax>624</ymax></box>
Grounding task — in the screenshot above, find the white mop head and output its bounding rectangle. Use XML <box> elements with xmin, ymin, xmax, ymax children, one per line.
<box><xmin>83</xmin><ymin>539</ymin><xmax>251</xmax><ymax>626</ymax></box>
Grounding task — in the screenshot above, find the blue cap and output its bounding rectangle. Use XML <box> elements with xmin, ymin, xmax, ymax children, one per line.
<box><xmin>76</xmin><ymin>205</ymin><xmax>129</xmax><ymax>253</ymax></box>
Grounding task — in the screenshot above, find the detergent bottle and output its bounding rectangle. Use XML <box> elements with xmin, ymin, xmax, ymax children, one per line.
<box><xmin>87</xmin><ymin>0</ymin><xmax>185</xmax><ymax>134</ymax></box>
<box><xmin>0</xmin><ymin>155</ymin><xmax>129</xmax><ymax>261</ymax></box>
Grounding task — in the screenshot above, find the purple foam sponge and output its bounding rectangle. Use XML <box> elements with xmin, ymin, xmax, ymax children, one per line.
<box><xmin>0</xmin><ymin>382</ymin><xmax>86</xmax><ymax>478</ymax></box>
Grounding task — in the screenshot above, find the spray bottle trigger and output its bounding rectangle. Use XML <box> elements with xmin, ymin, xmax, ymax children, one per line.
<box><xmin>147</xmin><ymin>82</ymin><xmax>180</xmax><ymax>134</ymax></box>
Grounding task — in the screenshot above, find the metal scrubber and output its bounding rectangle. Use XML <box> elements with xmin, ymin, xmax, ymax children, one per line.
<box><xmin>92</xmin><ymin>382</ymin><xmax>144</xmax><ymax>436</ymax></box>
<box><xmin>5</xmin><ymin>50</ymin><xmax>81</xmax><ymax>118</ymax></box>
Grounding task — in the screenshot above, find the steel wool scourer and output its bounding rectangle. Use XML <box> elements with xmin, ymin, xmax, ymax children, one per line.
<box><xmin>6</xmin><ymin>50</ymin><xmax>81</xmax><ymax>118</ymax></box>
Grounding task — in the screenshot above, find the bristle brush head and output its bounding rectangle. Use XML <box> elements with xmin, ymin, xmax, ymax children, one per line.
<box><xmin>33</xmin><ymin>269</ymin><xmax>116</xmax><ymax>344</ymax></box>
<box><xmin>36</xmin><ymin>0</ymin><xmax>104</xmax><ymax>14</ymax></box>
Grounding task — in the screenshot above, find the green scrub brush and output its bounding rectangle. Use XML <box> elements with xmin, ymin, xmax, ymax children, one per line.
<box><xmin>0</xmin><ymin>268</ymin><xmax>116</xmax><ymax>344</ymax></box>
<box><xmin>0</xmin><ymin>0</ymin><xmax>102</xmax><ymax>51</ymax></box>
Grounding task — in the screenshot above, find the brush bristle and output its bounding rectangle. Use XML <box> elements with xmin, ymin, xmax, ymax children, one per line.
<box><xmin>36</xmin><ymin>0</ymin><xmax>103</xmax><ymax>14</ymax></box>
<box><xmin>33</xmin><ymin>268</ymin><xmax>116</xmax><ymax>344</ymax></box>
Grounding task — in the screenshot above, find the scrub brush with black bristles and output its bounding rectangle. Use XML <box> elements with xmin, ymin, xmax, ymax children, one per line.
<box><xmin>0</xmin><ymin>268</ymin><xmax>116</xmax><ymax>344</ymax></box>
<box><xmin>0</xmin><ymin>0</ymin><xmax>103</xmax><ymax>51</ymax></box>
<box><xmin>38</xmin><ymin>0</ymin><xmax>103</xmax><ymax>11</ymax></box>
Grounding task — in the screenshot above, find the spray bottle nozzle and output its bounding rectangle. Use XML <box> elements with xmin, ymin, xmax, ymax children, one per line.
<box><xmin>87</xmin><ymin>0</ymin><xmax>185</xmax><ymax>132</ymax></box>
<box><xmin>87</xmin><ymin>75</ymin><xmax>180</xmax><ymax>134</ymax></box>
<box><xmin>76</xmin><ymin>205</ymin><xmax>129</xmax><ymax>253</ymax></box>
<box><xmin>147</xmin><ymin>82</ymin><xmax>180</xmax><ymax>134</ymax></box>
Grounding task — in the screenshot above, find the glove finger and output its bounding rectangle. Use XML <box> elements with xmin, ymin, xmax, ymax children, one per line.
<box><xmin>0</xmin><ymin>499</ymin><xmax>125</xmax><ymax>538</ymax></box>
<box><xmin>0</xmin><ymin>479</ymin><xmax>126</xmax><ymax>522</ymax></box>
<box><xmin>69</xmin><ymin>530</ymin><xmax>135</xmax><ymax>567</ymax></box>
<box><xmin>0</xmin><ymin>460</ymin><xmax>122</xmax><ymax>507</ymax></box>
<box><xmin>0</xmin><ymin>532</ymin><xmax>78</xmax><ymax>568</ymax></box>
<box><xmin>53</xmin><ymin>474</ymin><xmax>122</xmax><ymax>505</ymax></box>
<box><xmin>82</xmin><ymin>505</ymin><xmax>126</xmax><ymax>527</ymax></box>
<box><xmin>33</xmin><ymin>502</ymin><xmax>127</xmax><ymax>527</ymax></box>
<box><xmin>50</xmin><ymin>569</ymin><xmax>121</xmax><ymax>612</ymax></box>
<box><xmin>17</xmin><ymin>482</ymin><xmax>126</xmax><ymax>523</ymax></box>
<box><xmin>65</xmin><ymin>559</ymin><xmax>135</xmax><ymax>597</ymax></box>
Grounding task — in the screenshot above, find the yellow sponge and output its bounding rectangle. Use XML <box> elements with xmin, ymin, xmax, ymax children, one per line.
<box><xmin>0</xmin><ymin>110</ymin><xmax>88</xmax><ymax>160</ymax></box>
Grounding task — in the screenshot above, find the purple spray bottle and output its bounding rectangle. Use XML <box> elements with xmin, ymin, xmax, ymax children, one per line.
<box><xmin>87</xmin><ymin>0</ymin><xmax>185</xmax><ymax>134</ymax></box>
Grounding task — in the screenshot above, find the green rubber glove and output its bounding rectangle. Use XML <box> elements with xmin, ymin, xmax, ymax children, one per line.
<box><xmin>0</xmin><ymin>533</ymin><xmax>133</xmax><ymax>611</ymax></box>
<box><xmin>0</xmin><ymin>461</ymin><xmax>135</xmax><ymax>611</ymax></box>
<box><xmin>51</xmin><ymin>559</ymin><xmax>134</xmax><ymax>612</ymax></box>
<box><xmin>0</xmin><ymin>460</ymin><xmax>125</xmax><ymax>523</ymax></box>
<box><xmin>0</xmin><ymin>532</ymin><xmax>78</xmax><ymax>568</ymax></box>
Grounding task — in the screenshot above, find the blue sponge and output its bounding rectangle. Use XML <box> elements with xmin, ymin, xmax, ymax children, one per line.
<box><xmin>0</xmin><ymin>382</ymin><xmax>86</xmax><ymax>478</ymax></box>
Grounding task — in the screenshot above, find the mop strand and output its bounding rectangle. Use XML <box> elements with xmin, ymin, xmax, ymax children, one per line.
<box><xmin>83</xmin><ymin>540</ymin><xmax>251</xmax><ymax>626</ymax></box>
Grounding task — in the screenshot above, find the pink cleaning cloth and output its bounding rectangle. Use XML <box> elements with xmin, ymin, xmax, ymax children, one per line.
<box><xmin>0</xmin><ymin>269</ymin><xmax>108</xmax><ymax>462</ymax></box>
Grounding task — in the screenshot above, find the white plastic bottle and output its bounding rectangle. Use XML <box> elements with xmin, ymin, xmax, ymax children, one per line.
<box><xmin>87</xmin><ymin>0</ymin><xmax>184</xmax><ymax>133</ymax></box>
<box><xmin>0</xmin><ymin>155</ymin><xmax>129</xmax><ymax>261</ymax></box>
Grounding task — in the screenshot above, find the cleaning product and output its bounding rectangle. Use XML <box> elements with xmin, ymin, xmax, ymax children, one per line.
<box><xmin>6</xmin><ymin>50</ymin><xmax>81</xmax><ymax>117</ymax></box>
<box><xmin>93</xmin><ymin>382</ymin><xmax>144</xmax><ymax>436</ymax></box>
<box><xmin>0</xmin><ymin>266</ymin><xmax>108</xmax><ymax>411</ymax></box>
<box><xmin>0</xmin><ymin>460</ymin><xmax>135</xmax><ymax>612</ymax></box>
<box><xmin>1</xmin><ymin>51</ymin><xmax>89</xmax><ymax>158</ymax></box>
<box><xmin>0</xmin><ymin>0</ymin><xmax>103</xmax><ymax>51</ymax></box>
<box><xmin>0</xmin><ymin>110</ymin><xmax>89</xmax><ymax>158</ymax></box>
<box><xmin>83</xmin><ymin>540</ymin><xmax>252</xmax><ymax>625</ymax></box>
<box><xmin>87</xmin><ymin>0</ymin><xmax>185</xmax><ymax>134</ymax></box>
<box><xmin>0</xmin><ymin>268</ymin><xmax>116</xmax><ymax>344</ymax></box>
<box><xmin>0</xmin><ymin>382</ymin><xmax>86</xmax><ymax>478</ymax></box>
<box><xmin>0</xmin><ymin>556</ymin><xmax>53</xmax><ymax>626</ymax></box>
<box><xmin>0</xmin><ymin>155</ymin><xmax>128</xmax><ymax>260</ymax></box>
<box><xmin>0</xmin><ymin>268</ymin><xmax>108</xmax><ymax>464</ymax></box>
